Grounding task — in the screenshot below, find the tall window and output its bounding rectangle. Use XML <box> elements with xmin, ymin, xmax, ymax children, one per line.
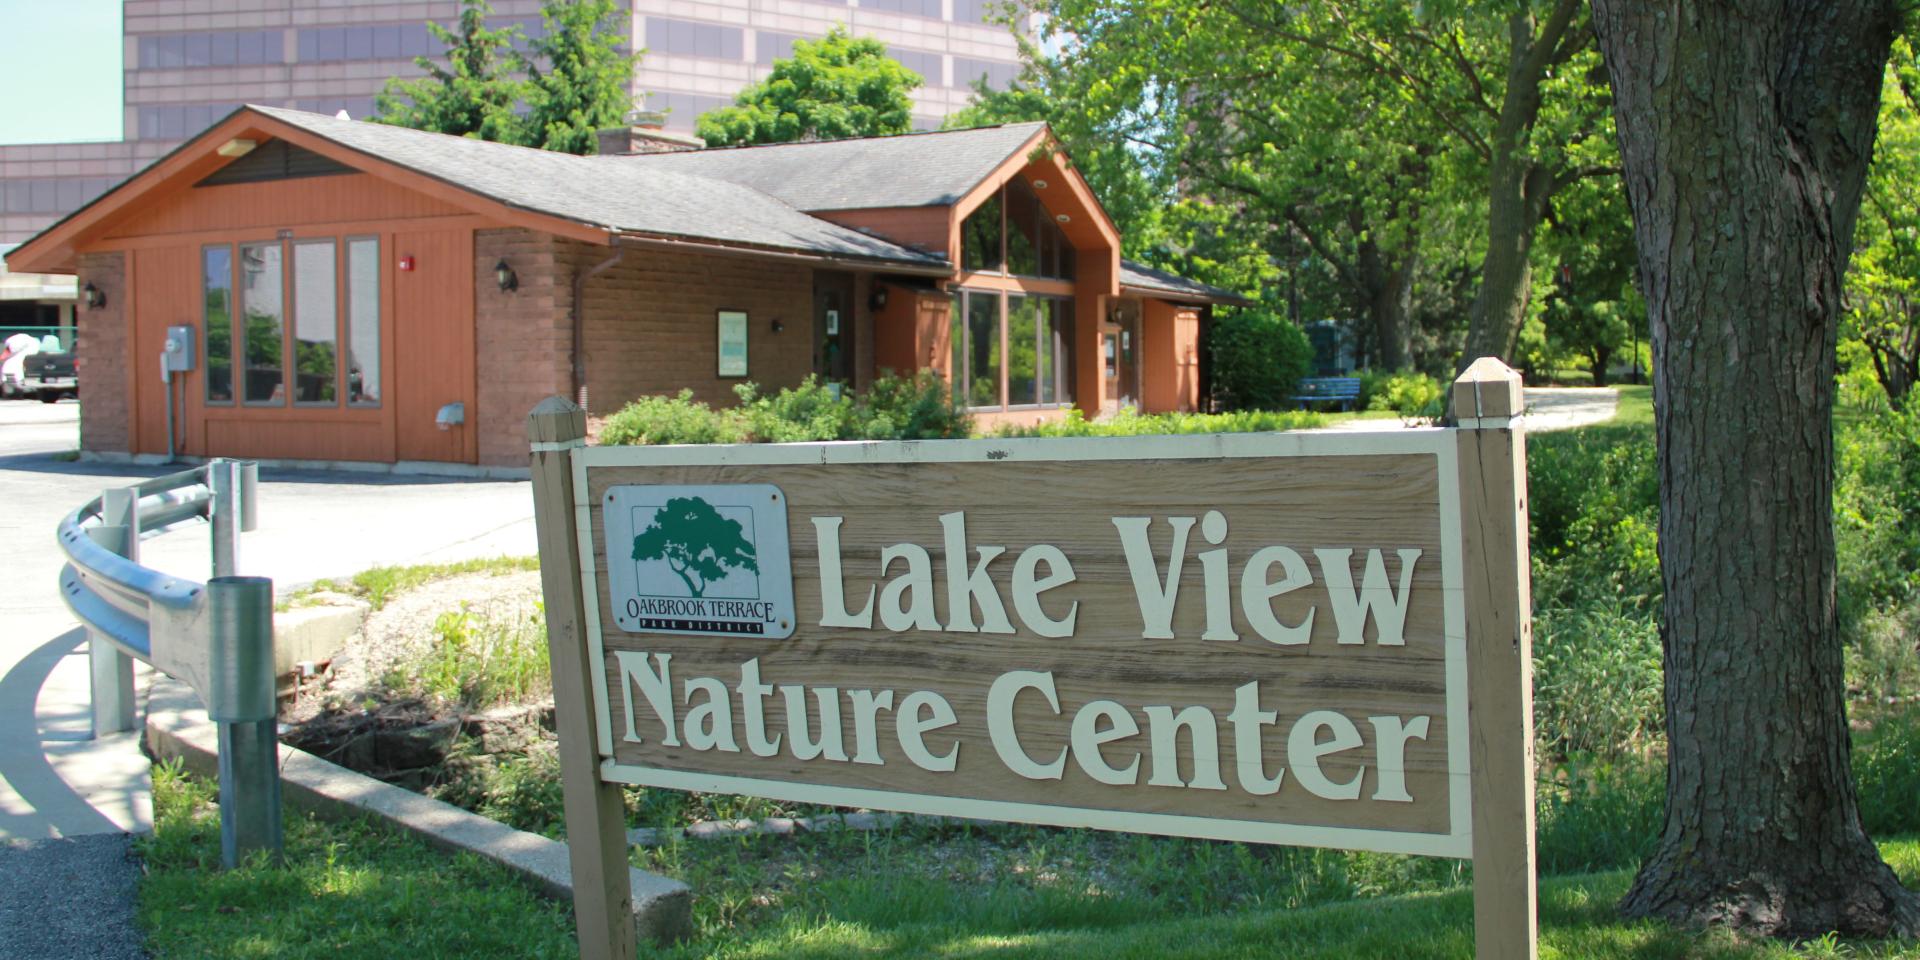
<box><xmin>239</xmin><ymin>243</ymin><xmax>284</xmax><ymax>404</ymax></box>
<box><xmin>957</xmin><ymin>178</ymin><xmax>1075</xmax><ymax>280</ymax></box>
<box><xmin>201</xmin><ymin>236</ymin><xmax>380</xmax><ymax>409</ymax></box>
<box><xmin>950</xmin><ymin>291</ymin><xmax>1072</xmax><ymax>410</ymax></box>
<box><xmin>203</xmin><ymin>247</ymin><xmax>233</xmax><ymax>403</ymax></box>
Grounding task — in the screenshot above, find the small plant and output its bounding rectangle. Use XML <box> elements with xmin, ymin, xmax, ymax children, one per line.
<box><xmin>400</xmin><ymin>601</ymin><xmax>551</xmax><ymax>709</ymax></box>
<box><xmin>993</xmin><ymin>407</ymin><xmax>1323</xmax><ymax>438</ymax></box>
<box><xmin>598</xmin><ymin>373</ymin><xmax>970</xmax><ymax>446</ymax></box>
<box><xmin>1364</xmin><ymin>371</ymin><xmax>1447</xmax><ymax>422</ymax></box>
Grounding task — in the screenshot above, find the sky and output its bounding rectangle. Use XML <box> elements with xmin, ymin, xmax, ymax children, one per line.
<box><xmin>0</xmin><ymin>1</ymin><xmax>123</xmax><ymax>144</ymax></box>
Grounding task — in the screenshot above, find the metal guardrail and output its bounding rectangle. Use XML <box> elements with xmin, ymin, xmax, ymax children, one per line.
<box><xmin>56</xmin><ymin>459</ymin><xmax>281</xmax><ymax>867</ymax></box>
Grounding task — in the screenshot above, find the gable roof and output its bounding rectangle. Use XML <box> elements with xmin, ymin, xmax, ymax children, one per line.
<box><xmin>1121</xmin><ymin>259</ymin><xmax>1254</xmax><ymax>307</ymax></box>
<box><xmin>608</xmin><ymin>122</ymin><xmax>1049</xmax><ymax>211</ymax></box>
<box><xmin>248</xmin><ymin>107</ymin><xmax>945</xmax><ymax>268</ymax></box>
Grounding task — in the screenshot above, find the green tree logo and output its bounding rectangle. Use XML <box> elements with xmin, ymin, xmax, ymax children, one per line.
<box><xmin>630</xmin><ymin>497</ymin><xmax>759</xmax><ymax>598</ymax></box>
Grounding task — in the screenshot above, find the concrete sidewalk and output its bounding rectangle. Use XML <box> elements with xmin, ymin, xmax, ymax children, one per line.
<box><xmin>0</xmin><ymin>402</ymin><xmax>538</xmax><ymax>843</ymax></box>
<box><xmin>1321</xmin><ymin>385</ymin><xmax>1619</xmax><ymax>433</ymax></box>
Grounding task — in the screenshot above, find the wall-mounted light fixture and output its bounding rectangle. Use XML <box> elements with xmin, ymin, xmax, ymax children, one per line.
<box><xmin>82</xmin><ymin>283</ymin><xmax>106</xmax><ymax>310</ymax></box>
<box><xmin>493</xmin><ymin>258</ymin><xmax>518</xmax><ymax>293</ymax></box>
<box><xmin>869</xmin><ymin>286</ymin><xmax>889</xmax><ymax>312</ymax></box>
<box><xmin>770</xmin><ymin>318</ymin><xmax>786</xmax><ymax>333</ymax></box>
<box><xmin>435</xmin><ymin>401</ymin><xmax>465</xmax><ymax>432</ymax></box>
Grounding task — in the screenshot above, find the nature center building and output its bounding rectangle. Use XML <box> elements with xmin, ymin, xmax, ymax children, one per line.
<box><xmin>7</xmin><ymin>106</ymin><xmax>1246</xmax><ymax>471</ymax></box>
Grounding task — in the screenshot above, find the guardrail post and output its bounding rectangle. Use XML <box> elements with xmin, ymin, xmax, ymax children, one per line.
<box><xmin>87</xmin><ymin>488</ymin><xmax>139</xmax><ymax>737</ymax></box>
<box><xmin>207</xmin><ymin>575</ymin><xmax>280</xmax><ymax>867</ymax></box>
<box><xmin>210</xmin><ymin>460</ymin><xmax>242</xmax><ymax>578</ymax></box>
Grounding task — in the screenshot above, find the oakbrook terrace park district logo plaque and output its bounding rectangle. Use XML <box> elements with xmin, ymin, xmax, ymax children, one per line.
<box><xmin>573</xmin><ymin>431</ymin><xmax>1496</xmax><ymax>858</ymax></box>
<box><xmin>603</xmin><ymin>485</ymin><xmax>796</xmax><ymax>639</ymax></box>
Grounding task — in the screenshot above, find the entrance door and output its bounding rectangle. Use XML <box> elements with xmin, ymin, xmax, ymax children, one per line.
<box><xmin>813</xmin><ymin>270</ymin><xmax>855</xmax><ymax>383</ymax></box>
<box><xmin>1102</xmin><ymin>305</ymin><xmax>1140</xmax><ymax>413</ymax></box>
<box><xmin>393</xmin><ymin>228</ymin><xmax>475</xmax><ymax>463</ymax></box>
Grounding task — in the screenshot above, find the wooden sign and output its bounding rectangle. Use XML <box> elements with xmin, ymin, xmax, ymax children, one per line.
<box><xmin>528</xmin><ymin>359</ymin><xmax>1537</xmax><ymax>960</ymax></box>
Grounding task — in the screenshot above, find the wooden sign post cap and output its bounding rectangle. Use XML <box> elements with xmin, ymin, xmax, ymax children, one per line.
<box><xmin>529</xmin><ymin>395</ymin><xmax>587</xmax><ymax>445</ymax></box>
<box><xmin>1453</xmin><ymin>357</ymin><xmax>1524</xmax><ymax>421</ymax></box>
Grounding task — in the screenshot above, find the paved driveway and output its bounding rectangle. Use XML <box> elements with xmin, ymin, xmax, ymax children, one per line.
<box><xmin>0</xmin><ymin>402</ymin><xmax>535</xmax><ymax>840</ymax></box>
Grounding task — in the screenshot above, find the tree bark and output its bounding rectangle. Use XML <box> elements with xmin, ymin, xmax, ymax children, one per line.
<box><xmin>1359</xmin><ymin>241</ymin><xmax>1417</xmax><ymax>371</ymax></box>
<box><xmin>1593</xmin><ymin>0</ymin><xmax>1920</xmax><ymax>938</ymax></box>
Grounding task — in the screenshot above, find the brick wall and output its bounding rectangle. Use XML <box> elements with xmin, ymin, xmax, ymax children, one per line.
<box><xmin>474</xmin><ymin>228</ymin><xmax>572</xmax><ymax>467</ymax></box>
<box><xmin>76</xmin><ymin>251</ymin><xmax>129</xmax><ymax>453</ymax></box>
<box><xmin>565</xmin><ymin>240</ymin><xmax>816</xmax><ymax>415</ymax></box>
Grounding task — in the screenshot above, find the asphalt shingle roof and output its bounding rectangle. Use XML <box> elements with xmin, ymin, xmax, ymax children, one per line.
<box><xmin>251</xmin><ymin>106</ymin><xmax>946</xmax><ymax>267</ymax></box>
<box><xmin>608</xmin><ymin>122</ymin><xmax>1049</xmax><ymax>211</ymax></box>
<box><xmin>1120</xmin><ymin>259</ymin><xmax>1253</xmax><ymax>307</ymax></box>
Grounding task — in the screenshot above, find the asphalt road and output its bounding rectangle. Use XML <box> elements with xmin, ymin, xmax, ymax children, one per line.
<box><xmin>0</xmin><ymin>835</ymin><xmax>143</xmax><ymax>960</ymax></box>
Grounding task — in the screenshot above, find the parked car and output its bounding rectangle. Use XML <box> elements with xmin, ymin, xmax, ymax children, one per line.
<box><xmin>2</xmin><ymin>349</ymin><xmax>77</xmax><ymax>402</ymax></box>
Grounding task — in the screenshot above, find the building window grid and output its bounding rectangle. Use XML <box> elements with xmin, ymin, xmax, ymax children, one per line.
<box><xmin>645</xmin><ymin>17</ymin><xmax>744</xmax><ymax>61</ymax></box>
<box><xmin>950</xmin><ymin>289</ymin><xmax>1073</xmax><ymax>412</ymax></box>
<box><xmin>203</xmin><ymin>236</ymin><xmax>379</xmax><ymax>410</ymax></box>
<box><xmin>138</xmin><ymin>30</ymin><xmax>283</xmax><ymax>69</ymax></box>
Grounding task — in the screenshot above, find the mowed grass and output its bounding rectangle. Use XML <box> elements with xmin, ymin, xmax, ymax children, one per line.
<box><xmin>140</xmin><ymin>760</ymin><xmax>1920</xmax><ymax>959</ymax></box>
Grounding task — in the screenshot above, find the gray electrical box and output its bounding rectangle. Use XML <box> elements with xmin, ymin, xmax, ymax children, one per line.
<box><xmin>163</xmin><ymin>325</ymin><xmax>196</xmax><ymax>372</ymax></box>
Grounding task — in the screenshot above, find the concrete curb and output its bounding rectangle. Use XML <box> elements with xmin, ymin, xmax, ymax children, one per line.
<box><xmin>142</xmin><ymin>677</ymin><xmax>691</xmax><ymax>945</ymax></box>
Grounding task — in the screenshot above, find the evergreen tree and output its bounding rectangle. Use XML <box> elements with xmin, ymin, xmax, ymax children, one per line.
<box><xmin>372</xmin><ymin>0</ymin><xmax>526</xmax><ymax>142</ymax></box>
<box><xmin>519</xmin><ymin>0</ymin><xmax>640</xmax><ymax>155</ymax></box>
<box><xmin>697</xmin><ymin>27</ymin><xmax>920</xmax><ymax>146</ymax></box>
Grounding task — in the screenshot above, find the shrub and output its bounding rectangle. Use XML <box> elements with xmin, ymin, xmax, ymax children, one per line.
<box><xmin>598</xmin><ymin>389</ymin><xmax>745</xmax><ymax>445</ymax></box>
<box><xmin>1208</xmin><ymin>310</ymin><xmax>1313</xmax><ymax>411</ymax></box>
<box><xmin>1364</xmin><ymin>372</ymin><xmax>1447</xmax><ymax>421</ymax></box>
<box><xmin>599</xmin><ymin>374</ymin><xmax>970</xmax><ymax>445</ymax></box>
<box><xmin>993</xmin><ymin>407</ymin><xmax>1322</xmax><ymax>438</ymax></box>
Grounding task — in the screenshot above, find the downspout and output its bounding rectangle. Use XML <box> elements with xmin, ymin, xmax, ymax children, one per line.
<box><xmin>570</xmin><ymin>247</ymin><xmax>625</xmax><ymax>411</ymax></box>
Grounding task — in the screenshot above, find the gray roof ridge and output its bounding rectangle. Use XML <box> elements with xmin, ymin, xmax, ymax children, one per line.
<box><xmin>599</xmin><ymin>119</ymin><xmax>1050</xmax><ymax>161</ymax></box>
<box><xmin>247</xmin><ymin>104</ymin><xmax>602</xmax><ymax>164</ymax></box>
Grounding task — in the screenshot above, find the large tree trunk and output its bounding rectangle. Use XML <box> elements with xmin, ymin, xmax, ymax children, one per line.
<box><xmin>1359</xmin><ymin>241</ymin><xmax>1416</xmax><ymax>371</ymax></box>
<box><xmin>1594</xmin><ymin>0</ymin><xmax>1920</xmax><ymax>938</ymax></box>
<box><xmin>1464</xmin><ymin>159</ymin><xmax>1551</xmax><ymax>365</ymax></box>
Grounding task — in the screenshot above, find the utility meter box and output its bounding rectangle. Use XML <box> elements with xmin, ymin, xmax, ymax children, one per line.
<box><xmin>162</xmin><ymin>325</ymin><xmax>196</xmax><ymax>372</ymax></box>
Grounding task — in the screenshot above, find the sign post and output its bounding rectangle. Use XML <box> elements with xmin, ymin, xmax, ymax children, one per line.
<box><xmin>530</xmin><ymin>359</ymin><xmax>1536</xmax><ymax>959</ymax></box>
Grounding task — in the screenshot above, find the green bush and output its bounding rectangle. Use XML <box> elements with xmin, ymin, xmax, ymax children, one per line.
<box><xmin>993</xmin><ymin>406</ymin><xmax>1322</xmax><ymax>438</ymax></box>
<box><xmin>1364</xmin><ymin>371</ymin><xmax>1447</xmax><ymax>421</ymax></box>
<box><xmin>599</xmin><ymin>374</ymin><xmax>969</xmax><ymax>445</ymax></box>
<box><xmin>1208</xmin><ymin>310</ymin><xmax>1313</xmax><ymax>411</ymax></box>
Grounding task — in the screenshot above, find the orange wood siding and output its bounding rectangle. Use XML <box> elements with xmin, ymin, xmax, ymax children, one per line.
<box><xmin>871</xmin><ymin>281</ymin><xmax>919</xmax><ymax>375</ymax></box>
<box><xmin>130</xmin><ymin>246</ymin><xmax>195</xmax><ymax>455</ymax></box>
<box><xmin>393</xmin><ymin>227</ymin><xmax>477</xmax><ymax>463</ymax></box>
<box><xmin>103</xmin><ymin>174</ymin><xmax>469</xmax><ymax>240</ymax></box>
<box><xmin>1141</xmin><ymin>299</ymin><xmax>1202</xmax><ymax>413</ymax></box>
<box><xmin>812</xmin><ymin>206</ymin><xmax>952</xmax><ymax>256</ymax></box>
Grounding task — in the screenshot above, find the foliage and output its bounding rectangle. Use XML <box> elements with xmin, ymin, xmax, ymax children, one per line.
<box><xmin>404</xmin><ymin>600</ymin><xmax>551</xmax><ymax>708</ymax></box>
<box><xmin>697</xmin><ymin>27</ymin><xmax>920</xmax><ymax>146</ymax></box>
<box><xmin>372</xmin><ymin>0</ymin><xmax>526</xmax><ymax>142</ymax></box>
<box><xmin>991</xmin><ymin>407</ymin><xmax>1322</xmax><ymax>438</ymax></box>
<box><xmin>1362</xmin><ymin>372</ymin><xmax>1447</xmax><ymax>421</ymax></box>
<box><xmin>599</xmin><ymin>374</ymin><xmax>971</xmax><ymax>446</ymax></box>
<box><xmin>293</xmin><ymin>555</ymin><xmax>539</xmax><ymax>611</ymax></box>
<box><xmin>631</xmin><ymin>498</ymin><xmax>760</xmax><ymax>598</ymax></box>
<box><xmin>1835</xmin><ymin>406</ymin><xmax>1920</xmax><ymax>700</ymax></box>
<box><xmin>1844</xmin><ymin>41</ymin><xmax>1920</xmax><ymax>408</ymax></box>
<box><xmin>1206</xmin><ymin>310</ymin><xmax>1314</xmax><ymax>410</ymax></box>
<box><xmin>518</xmin><ymin>0</ymin><xmax>639</xmax><ymax>154</ymax></box>
<box><xmin>139</xmin><ymin>761</ymin><xmax>579</xmax><ymax>959</ymax></box>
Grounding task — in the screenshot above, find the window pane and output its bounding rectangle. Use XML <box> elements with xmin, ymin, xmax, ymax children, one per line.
<box><xmin>239</xmin><ymin>243</ymin><xmax>284</xmax><ymax>403</ymax></box>
<box><xmin>1048</xmin><ymin>299</ymin><xmax>1073</xmax><ymax>403</ymax></box>
<box><xmin>949</xmin><ymin>293</ymin><xmax>965</xmax><ymax>406</ymax></box>
<box><xmin>967</xmin><ymin>291</ymin><xmax>1000</xmax><ymax>407</ymax></box>
<box><xmin>960</xmin><ymin>194</ymin><xmax>1002</xmax><ymax>273</ymax></box>
<box><xmin>1007</xmin><ymin>295</ymin><xmax>1038</xmax><ymax>405</ymax></box>
<box><xmin>204</xmin><ymin>247</ymin><xmax>233</xmax><ymax>403</ymax></box>
<box><xmin>1005</xmin><ymin>179</ymin><xmax>1040</xmax><ymax>276</ymax></box>
<box><xmin>347</xmin><ymin>238</ymin><xmax>381</xmax><ymax>404</ymax></box>
<box><xmin>292</xmin><ymin>241</ymin><xmax>337</xmax><ymax>404</ymax></box>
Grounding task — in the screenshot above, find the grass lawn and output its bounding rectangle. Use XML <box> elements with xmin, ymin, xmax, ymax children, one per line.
<box><xmin>139</xmin><ymin>763</ymin><xmax>1920</xmax><ymax>959</ymax></box>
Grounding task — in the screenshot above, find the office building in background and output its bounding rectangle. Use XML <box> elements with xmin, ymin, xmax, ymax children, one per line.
<box><xmin>0</xmin><ymin>0</ymin><xmax>1030</xmax><ymax>263</ymax></box>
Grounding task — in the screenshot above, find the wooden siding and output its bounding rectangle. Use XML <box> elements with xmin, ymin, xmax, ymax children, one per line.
<box><xmin>394</xmin><ymin>227</ymin><xmax>477</xmax><ymax>463</ymax></box>
<box><xmin>104</xmin><ymin>173</ymin><xmax>468</xmax><ymax>240</ymax></box>
<box><xmin>1141</xmin><ymin>299</ymin><xmax>1202</xmax><ymax>414</ymax></box>
<box><xmin>812</xmin><ymin>206</ymin><xmax>951</xmax><ymax>257</ymax></box>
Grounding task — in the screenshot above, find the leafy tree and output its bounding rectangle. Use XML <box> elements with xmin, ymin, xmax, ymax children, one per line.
<box><xmin>698</xmin><ymin>28</ymin><xmax>920</xmax><ymax>146</ymax></box>
<box><xmin>372</xmin><ymin>0</ymin><xmax>526</xmax><ymax>142</ymax></box>
<box><xmin>519</xmin><ymin>0</ymin><xmax>640</xmax><ymax>154</ymax></box>
<box><xmin>1846</xmin><ymin>40</ymin><xmax>1920</xmax><ymax>408</ymax></box>
<box><xmin>631</xmin><ymin>497</ymin><xmax>759</xmax><ymax>598</ymax></box>
<box><xmin>1038</xmin><ymin>0</ymin><xmax>1619</xmax><ymax>373</ymax></box>
<box><xmin>1539</xmin><ymin>176</ymin><xmax>1641</xmax><ymax>385</ymax></box>
<box><xmin>1595</xmin><ymin>0</ymin><xmax>1920</xmax><ymax>938</ymax></box>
